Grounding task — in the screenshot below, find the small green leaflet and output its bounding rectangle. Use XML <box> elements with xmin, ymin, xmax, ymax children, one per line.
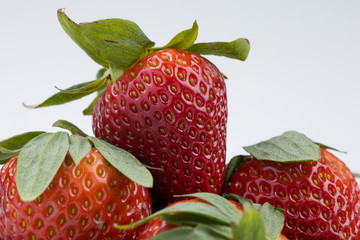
<box><xmin>149</xmin><ymin>225</ymin><xmax>225</xmax><ymax>240</ymax></box>
<box><xmin>116</xmin><ymin>201</ymin><xmax>231</xmax><ymax>230</ymax></box>
<box><xmin>17</xmin><ymin>132</ymin><xmax>69</xmax><ymax>202</ymax></box>
<box><xmin>154</xmin><ymin>21</ymin><xmax>198</xmax><ymax>51</ymax></box>
<box><xmin>88</xmin><ymin>136</ymin><xmax>153</xmax><ymax>188</ymax></box>
<box><xmin>23</xmin><ymin>80</ymin><xmax>100</xmax><ymax>109</ymax></box>
<box><xmin>181</xmin><ymin>192</ymin><xmax>242</xmax><ymax>223</ymax></box>
<box><xmin>187</xmin><ymin>38</ymin><xmax>250</xmax><ymax>61</ymax></box>
<box><xmin>55</xmin><ymin>73</ymin><xmax>108</xmax><ymax>94</ymax></box>
<box><xmin>52</xmin><ymin>119</ymin><xmax>88</xmax><ymax>137</ymax></box>
<box><xmin>0</xmin><ymin>131</ymin><xmax>45</xmax><ymax>164</ymax></box>
<box><xmin>57</xmin><ymin>9</ymin><xmax>109</xmax><ymax>67</ymax></box>
<box><xmin>161</xmin><ymin>213</ymin><xmax>232</xmax><ymax>239</ymax></box>
<box><xmin>233</xmin><ymin>202</ymin><xmax>266</xmax><ymax>240</ymax></box>
<box><xmin>243</xmin><ymin>131</ymin><xmax>321</xmax><ymax>162</ymax></box>
<box><xmin>254</xmin><ymin>202</ymin><xmax>285</xmax><ymax>240</ymax></box>
<box><xmin>224</xmin><ymin>155</ymin><xmax>249</xmax><ymax>185</ymax></box>
<box><xmin>69</xmin><ymin>136</ymin><xmax>92</xmax><ymax>165</ymax></box>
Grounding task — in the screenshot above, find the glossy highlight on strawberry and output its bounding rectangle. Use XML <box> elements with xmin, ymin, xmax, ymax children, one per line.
<box><xmin>93</xmin><ymin>49</ymin><xmax>227</xmax><ymax>202</ymax></box>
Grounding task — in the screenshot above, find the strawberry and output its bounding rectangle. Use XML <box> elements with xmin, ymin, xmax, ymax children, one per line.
<box><xmin>92</xmin><ymin>48</ymin><xmax>228</xmax><ymax>202</ymax></box>
<box><xmin>222</xmin><ymin>131</ymin><xmax>360</xmax><ymax>240</ymax></box>
<box><xmin>0</xmin><ymin>120</ymin><xmax>153</xmax><ymax>239</ymax></box>
<box><xmin>117</xmin><ymin>192</ymin><xmax>288</xmax><ymax>240</ymax></box>
<box><xmin>27</xmin><ymin>9</ymin><xmax>250</xmax><ymax>202</ymax></box>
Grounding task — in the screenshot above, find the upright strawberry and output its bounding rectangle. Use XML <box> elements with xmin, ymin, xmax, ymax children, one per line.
<box><xmin>0</xmin><ymin>120</ymin><xmax>153</xmax><ymax>240</ymax></box>
<box><xmin>27</xmin><ymin>9</ymin><xmax>250</xmax><ymax>202</ymax></box>
<box><xmin>116</xmin><ymin>192</ymin><xmax>288</xmax><ymax>240</ymax></box>
<box><xmin>222</xmin><ymin>131</ymin><xmax>360</xmax><ymax>240</ymax></box>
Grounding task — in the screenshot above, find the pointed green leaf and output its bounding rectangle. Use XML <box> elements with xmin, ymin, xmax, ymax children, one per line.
<box><xmin>116</xmin><ymin>202</ymin><xmax>230</xmax><ymax>230</ymax></box>
<box><xmin>243</xmin><ymin>131</ymin><xmax>321</xmax><ymax>162</ymax></box>
<box><xmin>82</xmin><ymin>92</ymin><xmax>103</xmax><ymax>115</ymax></box>
<box><xmin>157</xmin><ymin>21</ymin><xmax>198</xmax><ymax>50</ymax></box>
<box><xmin>52</xmin><ymin>120</ymin><xmax>88</xmax><ymax>137</ymax></box>
<box><xmin>256</xmin><ymin>202</ymin><xmax>285</xmax><ymax>240</ymax></box>
<box><xmin>0</xmin><ymin>131</ymin><xmax>46</xmax><ymax>164</ymax></box>
<box><xmin>88</xmin><ymin>136</ymin><xmax>153</xmax><ymax>188</ymax></box>
<box><xmin>187</xmin><ymin>38</ymin><xmax>250</xmax><ymax>61</ymax></box>
<box><xmin>224</xmin><ymin>155</ymin><xmax>249</xmax><ymax>185</ymax></box>
<box><xmin>57</xmin><ymin>9</ymin><xmax>109</xmax><ymax>67</ymax></box>
<box><xmin>162</xmin><ymin>213</ymin><xmax>232</xmax><ymax>239</ymax></box>
<box><xmin>80</xmin><ymin>18</ymin><xmax>155</xmax><ymax>70</ymax></box>
<box><xmin>109</xmin><ymin>62</ymin><xmax>125</xmax><ymax>87</ymax></box>
<box><xmin>55</xmin><ymin>73</ymin><xmax>108</xmax><ymax>94</ymax></box>
<box><xmin>315</xmin><ymin>142</ymin><xmax>347</xmax><ymax>154</ymax></box>
<box><xmin>96</xmin><ymin>68</ymin><xmax>110</xmax><ymax>79</ymax></box>
<box><xmin>24</xmin><ymin>81</ymin><xmax>98</xmax><ymax>109</ymax></box>
<box><xmin>181</xmin><ymin>192</ymin><xmax>242</xmax><ymax>223</ymax></box>
<box><xmin>234</xmin><ymin>202</ymin><xmax>266</xmax><ymax>240</ymax></box>
<box><xmin>149</xmin><ymin>225</ymin><xmax>225</xmax><ymax>240</ymax></box>
<box><xmin>68</xmin><ymin>135</ymin><xmax>92</xmax><ymax>165</ymax></box>
<box><xmin>17</xmin><ymin>132</ymin><xmax>69</xmax><ymax>201</ymax></box>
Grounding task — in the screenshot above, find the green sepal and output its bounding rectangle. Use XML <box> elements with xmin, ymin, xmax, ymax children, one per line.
<box><xmin>88</xmin><ymin>136</ymin><xmax>153</xmax><ymax>188</ymax></box>
<box><xmin>82</xmin><ymin>91</ymin><xmax>103</xmax><ymax>115</ymax></box>
<box><xmin>224</xmin><ymin>155</ymin><xmax>249</xmax><ymax>185</ymax></box>
<box><xmin>55</xmin><ymin>73</ymin><xmax>109</xmax><ymax>94</ymax></box>
<box><xmin>17</xmin><ymin>132</ymin><xmax>70</xmax><ymax>202</ymax></box>
<box><xmin>162</xmin><ymin>213</ymin><xmax>232</xmax><ymax>239</ymax></box>
<box><xmin>96</xmin><ymin>68</ymin><xmax>109</xmax><ymax>79</ymax></box>
<box><xmin>57</xmin><ymin>9</ymin><xmax>109</xmax><ymax>67</ymax></box>
<box><xmin>23</xmin><ymin>80</ymin><xmax>99</xmax><ymax>109</ymax></box>
<box><xmin>243</xmin><ymin>131</ymin><xmax>321</xmax><ymax>162</ymax></box>
<box><xmin>68</xmin><ymin>135</ymin><xmax>92</xmax><ymax>165</ymax></box>
<box><xmin>52</xmin><ymin>119</ymin><xmax>87</xmax><ymax>137</ymax></box>
<box><xmin>109</xmin><ymin>62</ymin><xmax>124</xmax><ymax>89</ymax></box>
<box><xmin>115</xmin><ymin>201</ymin><xmax>231</xmax><ymax>230</ymax></box>
<box><xmin>225</xmin><ymin>194</ymin><xmax>285</xmax><ymax>240</ymax></box>
<box><xmin>233</xmin><ymin>201</ymin><xmax>266</xmax><ymax>240</ymax></box>
<box><xmin>149</xmin><ymin>225</ymin><xmax>225</xmax><ymax>240</ymax></box>
<box><xmin>0</xmin><ymin>131</ymin><xmax>45</xmax><ymax>164</ymax></box>
<box><xmin>80</xmin><ymin>18</ymin><xmax>155</xmax><ymax>70</ymax></box>
<box><xmin>180</xmin><ymin>192</ymin><xmax>242</xmax><ymax>223</ymax></box>
<box><xmin>315</xmin><ymin>142</ymin><xmax>347</xmax><ymax>154</ymax></box>
<box><xmin>186</xmin><ymin>38</ymin><xmax>250</xmax><ymax>61</ymax></box>
<box><xmin>154</xmin><ymin>21</ymin><xmax>198</xmax><ymax>51</ymax></box>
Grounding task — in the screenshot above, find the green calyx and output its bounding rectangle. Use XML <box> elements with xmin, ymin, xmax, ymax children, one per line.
<box><xmin>224</xmin><ymin>130</ymin><xmax>346</xmax><ymax>185</ymax></box>
<box><xmin>115</xmin><ymin>192</ymin><xmax>285</xmax><ymax>240</ymax></box>
<box><xmin>0</xmin><ymin>120</ymin><xmax>153</xmax><ymax>202</ymax></box>
<box><xmin>24</xmin><ymin>9</ymin><xmax>250</xmax><ymax>115</ymax></box>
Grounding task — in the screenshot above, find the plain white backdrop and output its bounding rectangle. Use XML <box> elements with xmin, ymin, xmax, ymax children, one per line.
<box><xmin>1</xmin><ymin>1</ymin><xmax>359</xmax><ymax>175</ymax></box>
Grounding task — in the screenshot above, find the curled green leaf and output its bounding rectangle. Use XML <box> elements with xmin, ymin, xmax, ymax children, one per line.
<box><xmin>52</xmin><ymin>119</ymin><xmax>88</xmax><ymax>137</ymax></box>
<box><xmin>224</xmin><ymin>155</ymin><xmax>249</xmax><ymax>185</ymax></box>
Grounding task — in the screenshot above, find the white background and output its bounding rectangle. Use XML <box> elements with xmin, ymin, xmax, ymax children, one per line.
<box><xmin>1</xmin><ymin>1</ymin><xmax>359</xmax><ymax>175</ymax></box>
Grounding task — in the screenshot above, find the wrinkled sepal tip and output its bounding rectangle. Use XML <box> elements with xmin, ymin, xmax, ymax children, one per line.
<box><xmin>22</xmin><ymin>102</ymin><xmax>37</xmax><ymax>109</ymax></box>
<box><xmin>58</xmin><ymin>8</ymin><xmax>65</xmax><ymax>14</ymax></box>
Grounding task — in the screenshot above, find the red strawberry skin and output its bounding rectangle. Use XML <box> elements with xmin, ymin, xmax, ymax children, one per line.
<box><xmin>222</xmin><ymin>148</ymin><xmax>360</xmax><ymax>239</ymax></box>
<box><xmin>93</xmin><ymin>49</ymin><xmax>227</xmax><ymax>202</ymax></box>
<box><xmin>0</xmin><ymin>149</ymin><xmax>151</xmax><ymax>240</ymax></box>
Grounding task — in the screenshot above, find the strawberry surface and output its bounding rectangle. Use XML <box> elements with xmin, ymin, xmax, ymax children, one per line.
<box><xmin>223</xmin><ymin>148</ymin><xmax>360</xmax><ymax>239</ymax></box>
<box><xmin>0</xmin><ymin>149</ymin><xmax>151</xmax><ymax>240</ymax></box>
<box><xmin>93</xmin><ymin>49</ymin><xmax>227</xmax><ymax>202</ymax></box>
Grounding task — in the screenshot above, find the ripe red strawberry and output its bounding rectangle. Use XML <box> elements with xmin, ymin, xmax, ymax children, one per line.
<box><xmin>222</xmin><ymin>131</ymin><xmax>360</xmax><ymax>240</ymax></box>
<box><xmin>0</xmin><ymin>121</ymin><xmax>153</xmax><ymax>239</ymax></box>
<box><xmin>117</xmin><ymin>192</ymin><xmax>288</xmax><ymax>240</ymax></box>
<box><xmin>93</xmin><ymin>48</ymin><xmax>227</xmax><ymax>202</ymax></box>
<box><xmin>28</xmin><ymin>10</ymin><xmax>250</xmax><ymax>202</ymax></box>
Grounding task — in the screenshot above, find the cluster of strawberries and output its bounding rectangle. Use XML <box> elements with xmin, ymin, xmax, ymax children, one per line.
<box><xmin>0</xmin><ymin>9</ymin><xmax>359</xmax><ymax>240</ymax></box>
